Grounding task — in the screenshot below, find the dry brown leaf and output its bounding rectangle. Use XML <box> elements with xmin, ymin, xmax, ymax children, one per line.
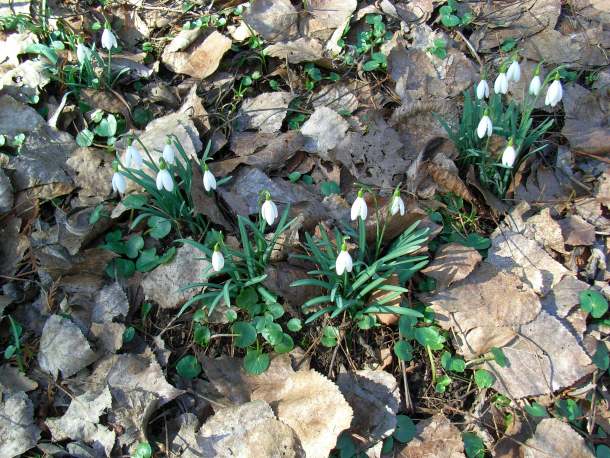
<box><xmin>243</xmin><ymin>0</ymin><xmax>299</xmax><ymax>41</ymax></box>
<box><xmin>303</xmin><ymin>0</ymin><xmax>357</xmax><ymax>40</ymax></box>
<box><xmin>264</xmin><ymin>263</ymin><xmax>324</xmax><ymax>310</ymax></box>
<box><xmin>66</xmin><ymin>147</ymin><xmax>113</xmax><ymax>202</ymax></box>
<box><xmin>559</xmin><ymin>215</ymin><xmax>596</xmax><ymax>246</ymax></box>
<box><xmin>265</xmin><ymin>37</ymin><xmax>325</xmax><ymax>63</ymax></box>
<box><xmin>235</xmin><ymin>91</ymin><xmax>293</xmax><ymax>133</ymax></box>
<box><xmin>0</xmin><ymin>392</ymin><xmax>41</xmax><ymax>458</ymax></box>
<box><xmin>396</xmin><ymin>414</ymin><xmax>465</xmax><ymax>458</ymax></box>
<box><xmin>426</xmin><ymin>162</ymin><xmax>475</xmax><ymax>203</ymax></box>
<box><xmin>191</xmin><ymin>160</ymin><xmax>233</xmax><ymax>231</ymax></box>
<box><xmin>422</xmin><ymin>243</ymin><xmax>482</xmax><ymax>289</ymax></box>
<box><xmin>523</xmin><ymin>418</ymin><xmax>594</xmax><ymax>458</ymax></box>
<box><xmin>301</xmin><ymin>106</ymin><xmax>349</xmax><ymax>160</ymax></box>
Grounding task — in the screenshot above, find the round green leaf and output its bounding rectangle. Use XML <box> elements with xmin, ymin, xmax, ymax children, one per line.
<box><xmin>435</xmin><ymin>374</ymin><xmax>452</xmax><ymax>393</ymax></box>
<box><xmin>122</xmin><ymin>326</ymin><xmax>135</xmax><ymax>343</ymax></box>
<box><xmin>357</xmin><ymin>314</ymin><xmax>376</xmax><ymax>330</ymax></box>
<box><xmin>261</xmin><ymin>322</ymin><xmax>283</xmax><ymax>345</ymax></box>
<box><xmin>126</xmin><ymin>235</ymin><xmax>144</xmax><ymax>259</ymax></box>
<box><xmin>362</xmin><ymin>59</ymin><xmax>380</xmax><ymax>72</ymax></box>
<box><xmin>148</xmin><ymin>216</ymin><xmax>172</xmax><ymax>239</ymax></box>
<box><xmin>274</xmin><ymin>333</ymin><xmax>294</xmax><ymax>354</ymax></box>
<box><xmin>394</xmin><ymin>340</ymin><xmax>414</xmax><ymax>361</ymax></box>
<box><xmin>4</xmin><ymin>345</ymin><xmax>16</xmax><ymax>359</ymax></box>
<box><xmin>287</xmin><ymin>318</ymin><xmax>302</xmax><ymax>332</ymax></box>
<box><xmin>555</xmin><ymin>398</ymin><xmax>581</xmax><ymax>421</ymax></box>
<box><xmin>474</xmin><ymin>369</ymin><xmax>495</xmax><ymax>389</ymax></box>
<box><xmin>243</xmin><ymin>348</ymin><xmax>270</xmax><ymax>375</ymax></box>
<box><xmin>490</xmin><ymin>347</ymin><xmax>507</xmax><ymax>368</ymax></box>
<box><xmin>136</xmin><ymin>248</ymin><xmax>160</xmax><ymax>272</ymax></box>
<box><xmin>441</xmin><ymin>13</ymin><xmax>460</xmax><ymax>27</ymax></box>
<box><xmin>232</xmin><ymin>321</ymin><xmax>257</xmax><ymax>348</ymax></box>
<box><xmin>524</xmin><ymin>402</ymin><xmax>547</xmax><ymax>417</ymax></box>
<box><xmin>122</xmin><ymin>194</ymin><xmax>148</xmax><ymax>209</ymax></box>
<box><xmin>105</xmin><ymin>258</ymin><xmax>135</xmax><ymax>278</ymax></box>
<box><xmin>579</xmin><ymin>290</ymin><xmax>608</xmax><ymax>318</ymax></box>
<box><xmin>225</xmin><ymin>309</ymin><xmax>238</xmax><ymax>322</ymax></box>
<box><xmin>462</xmin><ymin>432</ymin><xmax>485</xmax><ymax>458</ymax></box>
<box><xmin>440</xmin><ymin>351</ymin><xmax>466</xmax><ymax>372</ymax></box>
<box><xmin>381</xmin><ymin>436</ymin><xmax>394</xmax><ymax>454</ymax></box>
<box><xmin>266</xmin><ymin>302</ymin><xmax>285</xmax><ymax>319</ymax></box>
<box><xmin>393</xmin><ymin>415</ymin><xmax>416</xmax><ymax>443</ymax></box>
<box><xmin>414</xmin><ymin>326</ymin><xmax>445</xmax><ymax>350</ymax></box>
<box><xmin>194</xmin><ymin>323</ymin><xmax>211</xmax><ymax>346</ymax></box>
<box><xmin>176</xmin><ymin>355</ymin><xmax>201</xmax><ymax>379</ymax></box>
<box><xmin>597</xmin><ymin>445</ymin><xmax>610</xmax><ymax>458</ymax></box>
<box><xmin>133</xmin><ymin>441</ymin><xmax>152</xmax><ymax>458</ymax></box>
<box><xmin>592</xmin><ymin>341</ymin><xmax>609</xmax><ymax>371</ymax></box>
<box><xmin>76</xmin><ymin>129</ymin><xmax>94</xmax><ymax>147</ymax></box>
<box><xmin>237</xmin><ymin>288</ymin><xmax>258</xmax><ymax>308</ymax></box>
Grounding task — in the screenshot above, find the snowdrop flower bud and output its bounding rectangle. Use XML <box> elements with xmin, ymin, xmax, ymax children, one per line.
<box><xmin>390</xmin><ymin>188</ymin><xmax>405</xmax><ymax>216</ymax></box>
<box><xmin>211</xmin><ymin>243</ymin><xmax>224</xmax><ymax>272</ymax></box>
<box><xmin>494</xmin><ymin>70</ymin><xmax>508</xmax><ymax>94</ymax></box>
<box><xmin>101</xmin><ymin>24</ymin><xmax>118</xmax><ymax>51</ymax></box>
<box><xmin>529</xmin><ymin>64</ymin><xmax>542</xmax><ymax>96</ymax></box>
<box><xmin>350</xmin><ymin>189</ymin><xmax>368</xmax><ymax>221</ymax></box>
<box><xmin>335</xmin><ymin>239</ymin><xmax>353</xmax><ymax>275</ymax></box>
<box><xmin>76</xmin><ymin>40</ymin><xmax>90</xmax><ymax>65</ymax></box>
<box><xmin>545</xmin><ymin>74</ymin><xmax>563</xmax><ymax>107</ymax></box>
<box><xmin>111</xmin><ymin>160</ymin><xmax>126</xmax><ymax>194</ymax></box>
<box><xmin>203</xmin><ymin>163</ymin><xmax>217</xmax><ymax>192</ymax></box>
<box><xmin>156</xmin><ymin>159</ymin><xmax>174</xmax><ymax>192</ymax></box>
<box><xmin>476</xmin><ymin>79</ymin><xmax>489</xmax><ymax>100</ymax></box>
<box><xmin>501</xmin><ymin>137</ymin><xmax>517</xmax><ymax>168</ymax></box>
<box><xmin>476</xmin><ymin>108</ymin><xmax>493</xmax><ymax>139</ymax></box>
<box><xmin>162</xmin><ymin>137</ymin><xmax>175</xmax><ymax>165</ymax></box>
<box><xmin>506</xmin><ymin>57</ymin><xmax>521</xmax><ymax>83</ymax></box>
<box><xmin>125</xmin><ymin>139</ymin><xmax>143</xmax><ymax>169</ymax></box>
<box><xmin>261</xmin><ymin>191</ymin><xmax>278</xmax><ymax>226</ymax></box>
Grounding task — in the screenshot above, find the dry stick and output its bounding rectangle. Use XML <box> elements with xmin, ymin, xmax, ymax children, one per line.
<box><xmin>587</xmin><ymin>371</ymin><xmax>599</xmax><ymax>435</ymax></box>
<box><xmin>399</xmin><ymin>358</ymin><xmax>414</xmax><ymax>413</ymax></box>
<box><xmin>455</xmin><ymin>28</ymin><xmax>483</xmax><ymax>68</ymax></box>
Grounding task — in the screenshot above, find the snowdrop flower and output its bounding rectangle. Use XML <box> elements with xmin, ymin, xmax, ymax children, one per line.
<box><xmin>125</xmin><ymin>140</ymin><xmax>143</xmax><ymax>169</ymax></box>
<box><xmin>528</xmin><ymin>64</ymin><xmax>542</xmax><ymax>96</ymax></box>
<box><xmin>156</xmin><ymin>159</ymin><xmax>174</xmax><ymax>192</ymax></box>
<box><xmin>162</xmin><ymin>137</ymin><xmax>175</xmax><ymax>165</ymax></box>
<box><xmin>203</xmin><ymin>163</ymin><xmax>217</xmax><ymax>192</ymax></box>
<box><xmin>211</xmin><ymin>243</ymin><xmax>225</xmax><ymax>272</ymax></box>
<box><xmin>76</xmin><ymin>40</ymin><xmax>91</xmax><ymax>65</ymax></box>
<box><xmin>350</xmin><ymin>189</ymin><xmax>368</xmax><ymax>221</ymax></box>
<box><xmin>494</xmin><ymin>70</ymin><xmax>508</xmax><ymax>94</ymax></box>
<box><xmin>506</xmin><ymin>57</ymin><xmax>521</xmax><ymax>83</ymax></box>
<box><xmin>390</xmin><ymin>188</ymin><xmax>405</xmax><ymax>216</ymax></box>
<box><xmin>111</xmin><ymin>161</ymin><xmax>126</xmax><ymax>194</ymax></box>
<box><xmin>501</xmin><ymin>137</ymin><xmax>517</xmax><ymax>168</ymax></box>
<box><xmin>101</xmin><ymin>24</ymin><xmax>118</xmax><ymax>51</ymax></box>
<box><xmin>476</xmin><ymin>78</ymin><xmax>489</xmax><ymax>100</ymax></box>
<box><xmin>335</xmin><ymin>239</ymin><xmax>353</xmax><ymax>275</ymax></box>
<box><xmin>545</xmin><ymin>74</ymin><xmax>563</xmax><ymax>107</ymax></box>
<box><xmin>261</xmin><ymin>191</ymin><xmax>278</xmax><ymax>226</ymax></box>
<box><xmin>476</xmin><ymin>108</ymin><xmax>493</xmax><ymax>139</ymax></box>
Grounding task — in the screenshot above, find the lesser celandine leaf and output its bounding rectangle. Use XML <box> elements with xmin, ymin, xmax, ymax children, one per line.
<box><xmin>462</xmin><ymin>432</ymin><xmax>485</xmax><ymax>458</ymax></box>
<box><xmin>287</xmin><ymin>318</ymin><xmax>302</xmax><ymax>332</ymax></box>
<box><xmin>231</xmin><ymin>321</ymin><xmax>257</xmax><ymax>348</ymax></box>
<box><xmin>393</xmin><ymin>415</ymin><xmax>416</xmax><ymax>443</ymax></box>
<box><xmin>524</xmin><ymin>402</ymin><xmax>547</xmax><ymax>417</ymax></box>
<box><xmin>176</xmin><ymin>355</ymin><xmax>201</xmax><ymax>379</ymax></box>
<box><xmin>474</xmin><ymin>369</ymin><xmax>495</xmax><ymax>389</ymax></box>
<box><xmin>435</xmin><ymin>375</ymin><xmax>452</xmax><ymax>393</ymax></box>
<box><xmin>243</xmin><ymin>348</ymin><xmax>269</xmax><ymax>375</ymax></box>
<box><xmin>579</xmin><ymin>290</ymin><xmax>608</xmax><ymax>318</ymax></box>
<box><xmin>394</xmin><ymin>340</ymin><xmax>413</xmax><ymax>361</ymax></box>
<box><xmin>592</xmin><ymin>341</ymin><xmax>609</xmax><ymax>371</ymax></box>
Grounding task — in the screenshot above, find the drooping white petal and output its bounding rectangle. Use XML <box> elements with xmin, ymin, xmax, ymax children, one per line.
<box><xmin>501</xmin><ymin>145</ymin><xmax>517</xmax><ymax>167</ymax></box>
<box><xmin>101</xmin><ymin>29</ymin><xmax>117</xmax><ymax>50</ymax></box>
<box><xmin>476</xmin><ymin>80</ymin><xmax>489</xmax><ymax>100</ymax></box>
<box><xmin>476</xmin><ymin>115</ymin><xmax>492</xmax><ymax>139</ymax></box>
<box><xmin>125</xmin><ymin>145</ymin><xmax>143</xmax><ymax>169</ymax></box>
<box><xmin>494</xmin><ymin>72</ymin><xmax>508</xmax><ymax>94</ymax></box>
<box><xmin>262</xmin><ymin>199</ymin><xmax>278</xmax><ymax>225</ymax></box>
<box><xmin>112</xmin><ymin>172</ymin><xmax>126</xmax><ymax>193</ymax></box>
<box><xmin>545</xmin><ymin>79</ymin><xmax>563</xmax><ymax>107</ymax></box>
<box><xmin>203</xmin><ymin>169</ymin><xmax>217</xmax><ymax>191</ymax></box>
<box><xmin>528</xmin><ymin>75</ymin><xmax>541</xmax><ymax>96</ymax></box>
<box><xmin>350</xmin><ymin>196</ymin><xmax>368</xmax><ymax>221</ymax></box>
<box><xmin>391</xmin><ymin>195</ymin><xmax>405</xmax><ymax>216</ymax></box>
<box><xmin>162</xmin><ymin>144</ymin><xmax>175</xmax><ymax>164</ymax></box>
<box><xmin>161</xmin><ymin>169</ymin><xmax>174</xmax><ymax>191</ymax></box>
<box><xmin>507</xmin><ymin>60</ymin><xmax>521</xmax><ymax>82</ymax></box>
<box><xmin>156</xmin><ymin>171</ymin><xmax>164</xmax><ymax>190</ymax></box>
<box><xmin>335</xmin><ymin>250</ymin><xmax>353</xmax><ymax>275</ymax></box>
<box><xmin>76</xmin><ymin>43</ymin><xmax>90</xmax><ymax>64</ymax></box>
<box><xmin>212</xmin><ymin>250</ymin><xmax>225</xmax><ymax>272</ymax></box>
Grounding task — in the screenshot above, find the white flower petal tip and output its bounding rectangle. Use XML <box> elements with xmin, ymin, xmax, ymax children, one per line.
<box><xmin>212</xmin><ymin>250</ymin><xmax>225</xmax><ymax>272</ymax></box>
<box><xmin>162</xmin><ymin>144</ymin><xmax>175</xmax><ymax>165</ymax></box>
<box><xmin>476</xmin><ymin>115</ymin><xmax>493</xmax><ymax>139</ymax></box>
<box><xmin>261</xmin><ymin>198</ymin><xmax>279</xmax><ymax>225</ymax></box>
<box><xmin>335</xmin><ymin>249</ymin><xmax>353</xmax><ymax>275</ymax></box>
<box><xmin>101</xmin><ymin>28</ymin><xmax>118</xmax><ymax>51</ymax></box>
<box><xmin>501</xmin><ymin>144</ymin><xmax>517</xmax><ymax>168</ymax></box>
<box><xmin>112</xmin><ymin>172</ymin><xmax>126</xmax><ymax>194</ymax></box>
<box><xmin>76</xmin><ymin>43</ymin><xmax>90</xmax><ymax>64</ymax></box>
<box><xmin>528</xmin><ymin>75</ymin><xmax>542</xmax><ymax>96</ymax></box>
<box><xmin>203</xmin><ymin>169</ymin><xmax>217</xmax><ymax>192</ymax></box>
<box><xmin>494</xmin><ymin>72</ymin><xmax>508</xmax><ymax>94</ymax></box>
<box><xmin>545</xmin><ymin>79</ymin><xmax>563</xmax><ymax>107</ymax></box>
<box><xmin>125</xmin><ymin>145</ymin><xmax>143</xmax><ymax>169</ymax></box>
<box><xmin>156</xmin><ymin>169</ymin><xmax>174</xmax><ymax>191</ymax></box>
<box><xmin>390</xmin><ymin>194</ymin><xmax>405</xmax><ymax>216</ymax></box>
<box><xmin>476</xmin><ymin>80</ymin><xmax>489</xmax><ymax>100</ymax></box>
<box><xmin>507</xmin><ymin>60</ymin><xmax>521</xmax><ymax>82</ymax></box>
<box><xmin>350</xmin><ymin>195</ymin><xmax>368</xmax><ymax>221</ymax></box>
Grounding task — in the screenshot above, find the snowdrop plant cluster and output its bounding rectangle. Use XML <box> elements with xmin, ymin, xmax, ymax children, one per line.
<box><xmin>441</xmin><ymin>55</ymin><xmax>564</xmax><ymax>197</ymax></box>
<box><xmin>114</xmin><ymin>135</ymin><xmax>226</xmax><ymax>238</ymax></box>
<box><xmin>291</xmin><ymin>187</ymin><xmax>428</xmax><ymax>332</ymax></box>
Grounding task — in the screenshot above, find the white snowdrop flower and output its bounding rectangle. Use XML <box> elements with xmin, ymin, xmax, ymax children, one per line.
<box><xmin>76</xmin><ymin>42</ymin><xmax>90</xmax><ymax>65</ymax></box>
<box><xmin>211</xmin><ymin>244</ymin><xmax>225</xmax><ymax>272</ymax></box>
<box><xmin>125</xmin><ymin>142</ymin><xmax>143</xmax><ymax>169</ymax></box>
<box><xmin>476</xmin><ymin>109</ymin><xmax>493</xmax><ymax>139</ymax></box>
<box><xmin>162</xmin><ymin>138</ymin><xmax>175</xmax><ymax>165</ymax></box>
<box><xmin>111</xmin><ymin>161</ymin><xmax>126</xmax><ymax>194</ymax></box>
<box><xmin>501</xmin><ymin>138</ymin><xmax>517</xmax><ymax>168</ymax></box>
<box><xmin>494</xmin><ymin>71</ymin><xmax>508</xmax><ymax>94</ymax></box>
<box><xmin>335</xmin><ymin>240</ymin><xmax>353</xmax><ymax>275</ymax></box>
<box><xmin>261</xmin><ymin>192</ymin><xmax>278</xmax><ymax>225</ymax></box>
<box><xmin>506</xmin><ymin>58</ymin><xmax>521</xmax><ymax>82</ymax></box>
<box><xmin>156</xmin><ymin>159</ymin><xmax>174</xmax><ymax>192</ymax></box>
<box><xmin>203</xmin><ymin>164</ymin><xmax>217</xmax><ymax>192</ymax></box>
<box><xmin>529</xmin><ymin>74</ymin><xmax>542</xmax><ymax>96</ymax></box>
<box><xmin>390</xmin><ymin>189</ymin><xmax>405</xmax><ymax>216</ymax></box>
<box><xmin>350</xmin><ymin>189</ymin><xmax>368</xmax><ymax>221</ymax></box>
<box><xmin>476</xmin><ymin>79</ymin><xmax>489</xmax><ymax>100</ymax></box>
<box><xmin>101</xmin><ymin>25</ymin><xmax>118</xmax><ymax>51</ymax></box>
<box><xmin>545</xmin><ymin>75</ymin><xmax>563</xmax><ymax>107</ymax></box>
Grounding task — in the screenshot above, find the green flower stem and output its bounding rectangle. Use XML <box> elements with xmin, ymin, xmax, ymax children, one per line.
<box><xmin>426</xmin><ymin>345</ymin><xmax>436</xmax><ymax>384</ymax></box>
